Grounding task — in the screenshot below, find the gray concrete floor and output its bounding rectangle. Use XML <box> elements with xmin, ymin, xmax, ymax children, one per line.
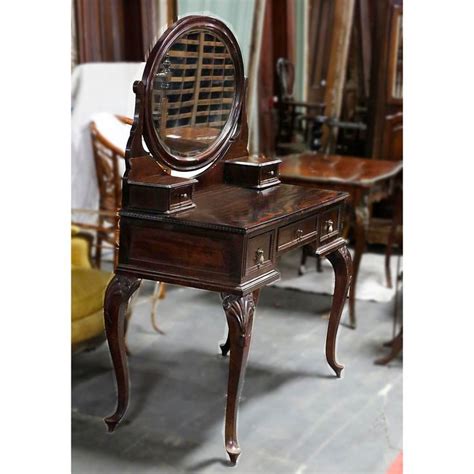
<box><xmin>72</xmin><ymin>251</ymin><xmax>402</xmax><ymax>474</ymax></box>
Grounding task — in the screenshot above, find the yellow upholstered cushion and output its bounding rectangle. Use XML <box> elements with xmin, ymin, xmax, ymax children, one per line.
<box><xmin>72</xmin><ymin>267</ymin><xmax>112</xmax><ymax>322</ymax></box>
<box><xmin>71</xmin><ymin>309</ymin><xmax>105</xmax><ymax>345</ymax></box>
<box><xmin>71</xmin><ymin>229</ymin><xmax>93</xmax><ymax>269</ymax></box>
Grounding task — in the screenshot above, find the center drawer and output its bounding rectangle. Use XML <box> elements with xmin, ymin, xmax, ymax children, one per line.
<box><xmin>277</xmin><ymin>215</ymin><xmax>318</xmax><ymax>252</ymax></box>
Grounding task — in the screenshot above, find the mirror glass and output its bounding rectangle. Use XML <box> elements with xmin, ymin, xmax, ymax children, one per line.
<box><xmin>152</xmin><ymin>29</ymin><xmax>236</xmax><ymax>158</ymax></box>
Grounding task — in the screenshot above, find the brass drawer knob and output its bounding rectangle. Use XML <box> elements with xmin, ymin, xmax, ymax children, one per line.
<box><xmin>326</xmin><ymin>219</ymin><xmax>334</xmax><ymax>233</ymax></box>
<box><xmin>255</xmin><ymin>248</ymin><xmax>265</xmax><ymax>265</ymax></box>
<box><xmin>295</xmin><ymin>228</ymin><xmax>304</xmax><ymax>239</ymax></box>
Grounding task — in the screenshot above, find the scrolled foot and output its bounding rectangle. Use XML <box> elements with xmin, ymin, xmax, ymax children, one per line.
<box><xmin>226</xmin><ymin>442</ymin><xmax>241</xmax><ymax>464</ymax></box>
<box><xmin>330</xmin><ymin>363</ymin><xmax>344</xmax><ymax>378</ymax></box>
<box><xmin>104</xmin><ymin>416</ymin><xmax>120</xmax><ymax>433</ymax></box>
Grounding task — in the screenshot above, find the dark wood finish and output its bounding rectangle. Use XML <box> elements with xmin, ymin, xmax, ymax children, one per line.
<box><xmin>368</xmin><ymin>0</ymin><xmax>403</xmax><ymax>159</ymax></box>
<box><xmin>103</xmin><ymin>16</ymin><xmax>353</xmax><ymax>464</ymax></box>
<box><xmin>381</xmin><ymin>112</ymin><xmax>403</xmax><ymax>162</ymax></box>
<box><xmin>376</xmin><ymin>255</ymin><xmax>402</xmax><ymax>365</ymax></box>
<box><xmin>224</xmin><ymin>154</ymin><xmax>281</xmax><ymax>190</ymax></box>
<box><xmin>221</xmin><ymin>292</ymin><xmax>256</xmax><ymax>464</ymax></box>
<box><xmin>275</xmin><ymin>58</ymin><xmax>326</xmax><ymax>154</ymax></box>
<box><xmin>74</xmin><ymin>0</ymin><xmax>163</xmax><ymax>64</ymax></box>
<box><xmin>280</xmin><ymin>153</ymin><xmax>402</xmax><ymax>328</ymax></box>
<box><xmin>103</xmin><ymin>273</ymin><xmax>141</xmax><ymax>432</ymax></box>
<box><xmin>325</xmin><ymin>246</ymin><xmax>352</xmax><ymax>377</ymax></box>
<box><xmin>125</xmin><ymin>174</ymin><xmax>197</xmax><ymax>215</ymax></box>
<box><xmin>375</xmin><ymin>327</ymin><xmax>402</xmax><ymax>365</ymax></box>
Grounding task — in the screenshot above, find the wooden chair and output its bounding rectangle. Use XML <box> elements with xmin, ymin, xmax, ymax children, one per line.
<box><xmin>73</xmin><ymin>115</ymin><xmax>166</xmax><ymax>334</ymax></box>
<box><xmin>89</xmin><ymin>114</ymin><xmax>132</xmax><ymax>268</ymax></box>
<box><xmin>275</xmin><ymin>58</ymin><xmax>326</xmax><ymax>155</ymax></box>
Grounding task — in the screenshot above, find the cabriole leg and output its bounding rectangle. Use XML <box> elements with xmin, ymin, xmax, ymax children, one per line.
<box><xmin>221</xmin><ymin>292</ymin><xmax>256</xmax><ymax>464</ymax></box>
<box><xmin>220</xmin><ymin>290</ymin><xmax>259</xmax><ymax>357</ymax></box>
<box><xmin>325</xmin><ymin>246</ymin><xmax>352</xmax><ymax>377</ymax></box>
<box><xmin>103</xmin><ymin>273</ymin><xmax>141</xmax><ymax>432</ymax></box>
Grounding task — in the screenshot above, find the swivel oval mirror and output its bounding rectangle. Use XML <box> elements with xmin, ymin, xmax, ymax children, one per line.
<box><xmin>151</xmin><ymin>29</ymin><xmax>236</xmax><ymax>159</ymax></box>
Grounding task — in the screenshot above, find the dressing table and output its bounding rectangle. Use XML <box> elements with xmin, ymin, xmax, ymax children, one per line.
<box><xmin>103</xmin><ymin>16</ymin><xmax>353</xmax><ymax>464</ymax></box>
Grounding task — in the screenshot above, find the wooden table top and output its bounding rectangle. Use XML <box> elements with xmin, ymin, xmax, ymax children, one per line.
<box><xmin>155</xmin><ymin>183</ymin><xmax>347</xmax><ymax>232</ymax></box>
<box><xmin>279</xmin><ymin>153</ymin><xmax>403</xmax><ymax>187</ymax></box>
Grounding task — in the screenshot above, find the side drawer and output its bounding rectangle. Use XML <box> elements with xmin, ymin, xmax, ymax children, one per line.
<box><xmin>319</xmin><ymin>207</ymin><xmax>341</xmax><ymax>242</ymax></box>
<box><xmin>245</xmin><ymin>231</ymin><xmax>274</xmax><ymax>274</ymax></box>
<box><xmin>277</xmin><ymin>215</ymin><xmax>318</xmax><ymax>252</ymax></box>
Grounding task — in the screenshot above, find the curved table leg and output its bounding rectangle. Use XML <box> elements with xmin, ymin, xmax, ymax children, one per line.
<box><xmin>221</xmin><ymin>292</ymin><xmax>257</xmax><ymax>464</ymax></box>
<box><xmin>325</xmin><ymin>246</ymin><xmax>352</xmax><ymax>377</ymax></box>
<box><xmin>103</xmin><ymin>273</ymin><xmax>141</xmax><ymax>433</ymax></box>
<box><xmin>349</xmin><ymin>199</ymin><xmax>369</xmax><ymax>329</ymax></box>
<box><xmin>375</xmin><ymin>327</ymin><xmax>403</xmax><ymax>365</ymax></box>
<box><xmin>220</xmin><ymin>290</ymin><xmax>260</xmax><ymax>357</ymax></box>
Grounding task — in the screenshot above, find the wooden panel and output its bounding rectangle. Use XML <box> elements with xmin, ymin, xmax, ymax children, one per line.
<box><xmin>120</xmin><ymin>218</ymin><xmax>243</xmax><ymax>281</ymax></box>
<box><xmin>381</xmin><ymin>112</ymin><xmax>403</xmax><ymax>161</ymax></box>
<box><xmin>277</xmin><ymin>215</ymin><xmax>318</xmax><ymax>252</ymax></box>
<box><xmin>245</xmin><ymin>231</ymin><xmax>274</xmax><ymax>274</ymax></box>
<box><xmin>74</xmin><ymin>0</ymin><xmax>165</xmax><ymax>63</ymax></box>
<box><xmin>368</xmin><ymin>0</ymin><xmax>403</xmax><ymax>158</ymax></box>
<box><xmin>319</xmin><ymin>207</ymin><xmax>341</xmax><ymax>242</ymax></box>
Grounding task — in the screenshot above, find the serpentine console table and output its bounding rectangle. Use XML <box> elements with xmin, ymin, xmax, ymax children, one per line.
<box><xmin>103</xmin><ymin>16</ymin><xmax>353</xmax><ymax>464</ymax></box>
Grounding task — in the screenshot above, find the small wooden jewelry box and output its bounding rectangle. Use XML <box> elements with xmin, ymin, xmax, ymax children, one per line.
<box><xmin>224</xmin><ymin>154</ymin><xmax>281</xmax><ymax>189</ymax></box>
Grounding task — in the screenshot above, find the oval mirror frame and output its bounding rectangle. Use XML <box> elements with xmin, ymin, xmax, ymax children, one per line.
<box><xmin>142</xmin><ymin>16</ymin><xmax>245</xmax><ymax>173</ymax></box>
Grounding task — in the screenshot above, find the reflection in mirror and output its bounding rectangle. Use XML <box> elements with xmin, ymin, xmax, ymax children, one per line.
<box><xmin>152</xmin><ymin>30</ymin><xmax>236</xmax><ymax>158</ymax></box>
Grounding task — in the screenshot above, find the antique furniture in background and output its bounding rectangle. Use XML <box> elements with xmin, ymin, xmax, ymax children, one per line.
<box><xmin>73</xmin><ymin>115</ymin><xmax>166</xmax><ymax>337</ymax></box>
<box><xmin>73</xmin><ymin>0</ymin><xmax>176</xmax><ymax>64</ymax></box>
<box><xmin>72</xmin><ymin>226</ymin><xmax>111</xmax><ymax>352</ymax></box>
<box><xmin>274</xmin><ymin>57</ymin><xmax>367</xmax><ymax>156</ymax></box>
<box><xmin>275</xmin><ymin>58</ymin><xmax>325</xmax><ymax>154</ymax></box>
<box><xmin>90</xmin><ymin>115</ymin><xmax>132</xmax><ymax>268</ymax></box>
<box><xmin>280</xmin><ymin>153</ymin><xmax>402</xmax><ymax>329</ymax></box>
<box><xmin>71</xmin><ymin>226</ymin><xmax>144</xmax><ymax>354</ymax></box>
<box><xmin>376</xmin><ymin>186</ymin><xmax>402</xmax><ymax>364</ymax></box>
<box><xmin>368</xmin><ymin>0</ymin><xmax>402</xmax><ymax>160</ymax></box>
<box><xmin>103</xmin><ymin>16</ymin><xmax>353</xmax><ymax>464</ymax></box>
<box><xmin>375</xmin><ymin>263</ymin><xmax>402</xmax><ymax>365</ymax></box>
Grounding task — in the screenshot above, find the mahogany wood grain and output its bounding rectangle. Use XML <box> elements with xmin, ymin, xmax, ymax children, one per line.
<box><xmin>103</xmin><ymin>274</ymin><xmax>141</xmax><ymax>432</ymax></box>
<box><xmin>280</xmin><ymin>152</ymin><xmax>402</xmax><ymax>328</ymax></box>
<box><xmin>103</xmin><ymin>15</ymin><xmax>353</xmax><ymax>464</ymax></box>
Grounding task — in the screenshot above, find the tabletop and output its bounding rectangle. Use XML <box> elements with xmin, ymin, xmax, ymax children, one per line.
<box><xmin>279</xmin><ymin>153</ymin><xmax>403</xmax><ymax>187</ymax></box>
<box><xmin>122</xmin><ymin>183</ymin><xmax>347</xmax><ymax>232</ymax></box>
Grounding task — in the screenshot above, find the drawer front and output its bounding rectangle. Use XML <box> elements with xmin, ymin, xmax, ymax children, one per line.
<box><xmin>319</xmin><ymin>207</ymin><xmax>341</xmax><ymax>242</ymax></box>
<box><xmin>170</xmin><ymin>185</ymin><xmax>194</xmax><ymax>210</ymax></box>
<box><xmin>277</xmin><ymin>215</ymin><xmax>318</xmax><ymax>252</ymax></box>
<box><xmin>260</xmin><ymin>164</ymin><xmax>279</xmax><ymax>183</ymax></box>
<box><xmin>246</xmin><ymin>231</ymin><xmax>273</xmax><ymax>274</ymax></box>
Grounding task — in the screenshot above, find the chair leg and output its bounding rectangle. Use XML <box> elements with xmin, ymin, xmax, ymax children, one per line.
<box><xmin>299</xmin><ymin>247</ymin><xmax>308</xmax><ymax>275</ymax></box>
<box><xmin>150</xmin><ymin>282</ymin><xmax>166</xmax><ymax>334</ymax></box>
